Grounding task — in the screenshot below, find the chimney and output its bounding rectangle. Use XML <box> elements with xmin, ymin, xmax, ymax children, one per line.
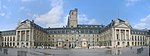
<box><xmin>32</xmin><ymin>20</ymin><xmax>34</xmax><ymax>23</ymax></box>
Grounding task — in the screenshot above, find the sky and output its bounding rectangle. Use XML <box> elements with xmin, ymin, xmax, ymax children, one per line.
<box><xmin>0</xmin><ymin>0</ymin><xmax>150</xmax><ymax>31</ymax></box>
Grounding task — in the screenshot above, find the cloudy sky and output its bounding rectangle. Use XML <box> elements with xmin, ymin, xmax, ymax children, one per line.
<box><xmin>0</xmin><ymin>0</ymin><xmax>150</xmax><ymax>31</ymax></box>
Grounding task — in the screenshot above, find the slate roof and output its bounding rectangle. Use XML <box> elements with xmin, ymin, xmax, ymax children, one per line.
<box><xmin>22</xmin><ymin>19</ymin><xmax>47</xmax><ymax>33</ymax></box>
<box><xmin>45</xmin><ymin>25</ymin><xmax>103</xmax><ymax>34</ymax></box>
<box><xmin>131</xmin><ymin>29</ymin><xmax>148</xmax><ymax>35</ymax></box>
<box><xmin>1</xmin><ymin>30</ymin><xmax>16</xmax><ymax>36</ymax></box>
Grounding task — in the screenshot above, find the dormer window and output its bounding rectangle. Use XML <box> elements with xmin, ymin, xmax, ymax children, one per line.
<box><xmin>72</xmin><ymin>12</ymin><xmax>73</xmax><ymax>15</ymax></box>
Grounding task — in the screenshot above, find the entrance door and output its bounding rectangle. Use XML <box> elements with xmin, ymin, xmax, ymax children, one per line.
<box><xmin>127</xmin><ymin>42</ymin><xmax>129</xmax><ymax>46</ymax></box>
<box><xmin>58</xmin><ymin>42</ymin><xmax>62</xmax><ymax>48</ymax></box>
<box><xmin>82</xmin><ymin>41</ymin><xmax>87</xmax><ymax>48</ymax></box>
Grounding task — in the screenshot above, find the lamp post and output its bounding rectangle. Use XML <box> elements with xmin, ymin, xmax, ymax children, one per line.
<box><xmin>93</xmin><ymin>38</ymin><xmax>94</xmax><ymax>49</ymax></box>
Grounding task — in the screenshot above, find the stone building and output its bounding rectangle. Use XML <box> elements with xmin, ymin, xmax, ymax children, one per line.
<box><xmin>1</xmin><ymin>20</ymin><xmax>48</xmax><ymax>48</ymax></box>
<box><xmin>147</xmin><ymin>30</ymin><xmax>150</xmax><ymax>46</ymax></box>
<box><xmin>1</xmin><ymin>8</ymin><xmax>149</xmax><ymax>48</ymax></box>
<box><xmin>0</xmin><ymin>32</ymin><xmax>1</xmax><ymax>46</ymax></box>
<box><xmin>99</xmin><ymin>19</ymin><xmax>149</xmax><ymax>47</ymax></box>
<box><xmin>131</xmin><ymin>29</ymin><xmax>148</xmax><ymax>46</ymax></box>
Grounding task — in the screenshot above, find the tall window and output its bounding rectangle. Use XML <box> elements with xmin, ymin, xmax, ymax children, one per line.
<box><xmin>117</xmin><ymin>34</ymin><xmax>119</xmax><ymax>40</ymax></box>
<box><xmin>17</xmin><ymin>37</ymin><xmax>19</xmax><ymax>41</ymax></box>
<box><xmin>2</xmin><ymin>37</ymin><xmax>4</xmax><ymax>41</ymax></box>
<box><xmin>26</xmin><ymin>43</ymin><xmax>28</xmax><ymax>46</ymax></box>
<box><xmin>17</xmin><ymin>42</ymin><xmax>19</xmax><ymax>45</ymax></box>
<box><xmin>13</xmin><ymin>43</ymin><xmax>15</xmax><ymax>46</ymax></box>
<box><xmin>132</xmin><ymin>36</ymin><xmax>134</xmax><ymax>40</ymax></box>
<box><xmin>140</xmin><ymin>36</ymin><xmax>142</xmax><ymax>40</ymax></box>
<box><xmin>117</xmin><ymin>42</ymin><xmax>120</xmax><ymax>45</ymax></box>
<box><xmin>5</xmin><ymin>37</ymin><xmax>6</xmax><ymax>41</ymax></box>
<box><xmin>135</xmin><ymin>36</ymin><xmax>136</xmax><ymax>41</ymax></box>
<box><xmin>132</xmin><ymin>42</ymin><xmax>134</xmax><ymax>45</ymax></box>
<box><xmin>26</xmin><ymin>35</ymin><xmax>29</xmax><ymax>41</ymax></box>
<box><xmin>121</xmin><ymin>30</ymin><xmax>125</xmax><ymax>40</ymax></box>
<box><xmin>143</xmin><ymin>36</ymin><xmax>145</xmax><ymax>41</ymax></box>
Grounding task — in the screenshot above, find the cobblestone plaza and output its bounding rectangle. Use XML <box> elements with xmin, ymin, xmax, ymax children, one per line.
<box><xmin>0</xmin><ymin>46</ymin><xmax>149</xmax><ymax>56</ymax></box>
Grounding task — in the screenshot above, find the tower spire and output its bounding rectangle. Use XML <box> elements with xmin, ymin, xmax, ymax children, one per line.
<box><xmin>67</xmin><ymin>8</ymin><xmax>78</xmax><ymax>28</ymax></box>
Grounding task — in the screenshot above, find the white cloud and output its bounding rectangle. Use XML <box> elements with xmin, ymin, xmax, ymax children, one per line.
<box><xmin>134</xmin><ymin>14</ymin><xmax>150</xmax><ymax>29</ymax></box>
<box><xmin>21</xmin><ymin>0</ymin><xmax>32</xmax><ymax>2</ymax></box>
<box><xmin>125</xmin><ymin>0</ymin><xmax>139</xmax><ymax>7</ymax></box>
<box><xmin>35</xmin><ymin>0</ymin><xmax>64</xmax><ymax>28</ymax></box>
<box><xmin>78</xmin><ymin>14</ymin><xmax>98</xmax><ymax>24</ymax></box>
<box><xmin>2</xmin><ymin>5</ymin><xmax>7</xmax><ymax>9</ymax></box>
<box><xmin>20</xmin><ymin>7</ymin><xmax>25</xmax><ymax>10</ymax></box>
<box><xmin>18</xmin><ymin>6</ymin><xmax>31</xmax><ymax>13</ymax></box>
<box><xmin>0</xmin><ymin>1</ymin><xmax>2</xmax><ymax>10</ymax></box>
<box><xmin>0</xmin><ymin>12</ymin><xmax>5</xmax><ymax>16</ymax></box>
<box><xmin>0</xmin><ymin>2</ymin><xmax>7</xmax><ymax>17</ymax></box>
<box><xmin>34</xmin><ymin>0</ymin><xmax>98</xmax><ymax>28</ymax></box>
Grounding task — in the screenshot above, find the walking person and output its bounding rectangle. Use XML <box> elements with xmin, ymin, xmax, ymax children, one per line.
<box><xmin>3</xmin><ymin>48</ymin><xmax>8</xmax><ymax>55</ymax></box>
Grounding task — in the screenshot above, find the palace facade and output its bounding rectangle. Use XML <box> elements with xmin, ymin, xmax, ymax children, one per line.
<box><xmin>0</xmin><ymin>8</ymin><xmax>149</xmax><ymax>48</ymax></box>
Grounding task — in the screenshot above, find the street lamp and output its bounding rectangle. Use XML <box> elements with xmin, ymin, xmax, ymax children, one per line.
<box><xmin>93</xmin><ymin>38</ymin><xmax>94</xmax><ymax>49</ymax></box>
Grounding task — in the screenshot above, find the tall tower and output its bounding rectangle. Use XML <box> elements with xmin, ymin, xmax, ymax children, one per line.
<box><xmin>67</xmin><ymin>8</ymin><xmax>78</xmax><ymax>28</ymax></box>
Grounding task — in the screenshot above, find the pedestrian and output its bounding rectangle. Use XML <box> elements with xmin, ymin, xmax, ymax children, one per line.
<box><xmin>3</xmin><ymin>48</ymin><xmax>8</xmax><ymax>55</ymax></box>
<box><xmin>137</xmin><ymin>48</ymin><xmax>139</xmax><ymax>54</ymax></box>
<box><xmin>141</xmin><ymin>47</ymin><xmax>143</xmax><ymax>51</ymax></box>
<box><xmin>137</xmin><ymin>48</ymin><xmax>142</xmax><ymax>54</ymax></box>
<box><xmin>6</xmin><ymin>48</ymin><xmax>8</xmax><ymax>54</ymax></box>
<box><xmin>130</xmin><ymin>47</ymin><xmax>132</xmax><ymax>50</ymax></box>
<box><xmin>0</xmin><ymin>47</ymin><xmax>2</xmax><ymax>52</ymax></box>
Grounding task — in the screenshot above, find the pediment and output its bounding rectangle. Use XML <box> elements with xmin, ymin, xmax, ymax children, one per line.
<box><xmin>115</xmin><ymin>23</ymin><xmax>130</xmax><ymax>28</ymax></box>
<box><xmin>16</xmin><ymin>23</ymin><xmax>30</xmax><ymax>29</ymax></box>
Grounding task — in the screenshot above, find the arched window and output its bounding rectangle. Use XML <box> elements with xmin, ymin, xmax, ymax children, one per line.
<box><xmin>26</xmin><ymin>43</ymin><xmax>28</xmax><ymax>46</ymax></box>
<box><xmin>117</xmin><ymin>42</ymin><xmax>120</xmax><ymax>45</ymax></box>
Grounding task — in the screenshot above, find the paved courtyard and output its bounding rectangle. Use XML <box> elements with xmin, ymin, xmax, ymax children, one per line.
<box><xmin>0</xmin><ymin>46</ymin><xmax>149</xmax><ymax>56</ymax></box>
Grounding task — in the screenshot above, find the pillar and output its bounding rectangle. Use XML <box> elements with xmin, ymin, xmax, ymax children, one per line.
<box><xmin>128</xmin><ymin>29</ymin><xmax>131</xmax><ymax>46</ymax></box>
<box><xmin>28</xmin><ymin>30</ymin><xmax>31</xmax><ymax>47</ymax></box>
<box><xmin>20</xmin><ymin>31</ymin><xmax>21</xmax><ymax>41</ymax></box>
<box><xmin>125</xmin><ymin>30</ymin><xmax>126</xmax><ymax>40</ymax></box>
<box><xmin>119</xmin><ymin>29</ymin><xmax>121</xmax><ymax>41</ymax></box>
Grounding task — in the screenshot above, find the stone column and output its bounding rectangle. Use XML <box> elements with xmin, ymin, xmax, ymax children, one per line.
<box><xmin>12</xmin><ymin>36</ymin><xmax>13</xmax><ymax>42</ymax></box>
<box><xmin>15</xmin><ymin>31</ymin><xmax>18</xmax><ymax>46</ymax></box>
<box><xmin>119</xmin><ymin>29</ymin><xmax>121</xmax><ymax>41</ymax></box>
<box><xmin>11</xmin><ymin>36</ymin><xmax>14</xmax><ymax>46</ymax></box>
<box><xmin>8</xmin><ymin>37</ymin><xmax>10</xmax><ymax>46</ymax></box>
<box><xmin>9</xmin><ymin>36</ymin><xmax>10</xmax><ymax>42</ymax></box>
<box><xmin>25</xmin><ymin>30</ymin><xmax>26</xmax><ymax>41</ymax></box>
<box><xmin>6</xmin><ymin>37</ymin><xmax>7</xmax><ymax>42</ymax></box>
<box><xmin>114</xmin><ymin>29</ymin><xmax>116</xmax><ymax>40</ymax></box>
<box><xmin>20</xmin><ymin>31</ymin><xmax>21</xmax><ymax>41</ymax></box>
<box><xmin>31</xmin><ymin>29</ymin><xmax>33</xmax><ymax>47</ymax></box>
<box><xmin>20</xmin><ymin>31</ymin><xmax>22</xmax><ymax>48</ymax></box>
<box><xmin>125</xmin><ymin>30</ymin><xmax>126</xmax><ymax>40</ymax></box>
<box><xmin>128</xmin><ymin>30</ymin><xmax>131</xmax><ymax>46</ymax></box>
<box><xmin>17</xmin><ymin>31</ymin><xmax>19</xmax><ymax>41</ymax></box>
<box><xmin>3</xmin><ymin>37</ymin><xmax>5</xmax><ymax>42</ymax></box>
<box><xmin>29</xmin><ymin>30</ymin><xmax>31</xmax><ymax>41</ymax></box>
